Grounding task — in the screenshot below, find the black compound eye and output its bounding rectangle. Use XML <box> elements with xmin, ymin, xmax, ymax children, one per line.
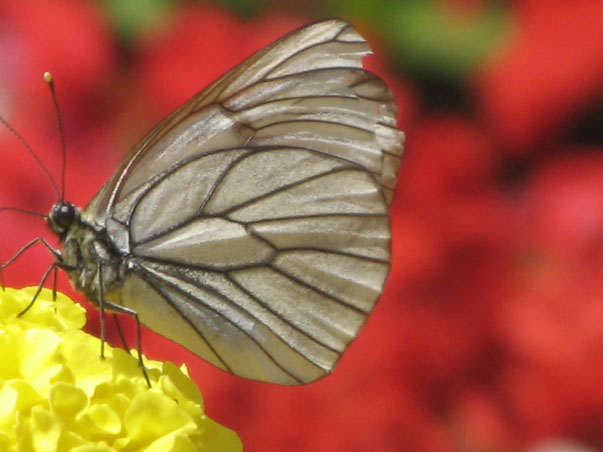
<box><xmin>51</xmin><ymin>202</ymin><xmax>76</xmax><ymax>231</ymax></box>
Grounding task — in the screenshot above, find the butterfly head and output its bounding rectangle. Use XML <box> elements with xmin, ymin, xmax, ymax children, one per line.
<box><xmin>47</xmin><ymin>201</ymin><xmax>77</xmax><ymax>238</ymax></box>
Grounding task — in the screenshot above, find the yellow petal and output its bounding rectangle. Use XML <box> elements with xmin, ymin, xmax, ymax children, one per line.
<box><xmin>125</xmin><ymin>391</ymin><xmax>195</xmax><ymax>447</ymax></box>
<box><xmin>86</xmin><ymin>403</ymin><xmax>122</xmax><ymax>435</ymax></box>
<box><xmin>20</xmin><ymin>329</ymin><xmax>61</xmax><ymax>383</ymax></box>
<box><xmin>30</xmin><ymin>406</ymin><xmax>61</xmax><ymax>452</ymax></box>
<box><xmin>197</xmin><ymin>418</ymin><xmax>244</xmax><ymax>452</ymax></box>
<box><xmin>143</xmin><ymin>432</ymin><xmax>197</xmax><ymax>452</ymax></box>
<box><xmin>49</xmin><ymin>382</ymin><xmax>88</xmax><ymax>421</ymax></box>
<box><xmin>71</xmin><ymin>444</ymin><xmax>116</xmax><ymax>452</ymax></box>
<box><xmin>162</xmin><ymin>362</ymin><xmax>203</xmax><ymax>406</ymax></box>
<box><xmin>0</xmin><ymin>385</ymin><xmax>18</xmax><ymax>434</ymax></box>
<box><xmin>9</xmin><ymin>380</ymin><xmax>45</xmax><ymax>413</ymax></box>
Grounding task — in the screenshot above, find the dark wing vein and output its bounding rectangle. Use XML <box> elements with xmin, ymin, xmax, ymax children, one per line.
<box><xmin>252</xmin><ymin>118</ymin><xmax>377</xmax><ymax>136</ymax></box>
<box><xmin>134</xmin><ymin>241</ymin><xmax>389</xmax><ymax>273</ymax></box>
<box><xmin>138</xmin><ymin>271</ymin><xmax>232</xmax><ymax>372</ymax></box>
<box><xmin>267</xmin><ymin>262</ymin><xmax>369</xmax><ymax>315</ymax></box>
<box><xmin>138</xmin><ymin>264</ymin><xmax>323</xmax><ymax>382</ymax></box>
<box><xmin>247</xmin><ymin>212</ymin><xmax>389</xmax><ymax>224</ymax></box>
<box><xmin>271</xmin><ymin>246</ymin><xmax>391</xmax><ymax>265</ymax></box>
<box><xmin>215</xmin><ymin>166</ymin><xmax>364</xmax><ymax>217</ymax></box>
<box><xmin>171</xmin><ymin>265</ymin><xmax>340</xmax><ymax>358</ymax></box>
<box><xmin>130</xmin><ymin>161</ymin><xmax>364</xmax><ymax>246</ymax></box>
<box><xmin>219</xmin><ymin>94</ymin><xmax>359</xmax><ymax>114</ymax></box>
<box><xmin>219</xmin><ymin>271</ymin><xmax>341</xmax><ymax>354</ymax></box>
<box><xmin>128</xmin><ymin>254</ymin><xmax>270</xmax><ymax>273</ymax></box>
<box><xmin>120</xmin><ymin>147</ymin><xmax>240</xmax><ymax>219</ymax></box>
<box><xmin>218</xmin><ymin>67</ymin><xmax>366</xmax><ymax>104</ymax></box>
<box><xmin>263</xmin><ymin>37</ymin><xmax>366</xmax><ymax>79</ymax></box>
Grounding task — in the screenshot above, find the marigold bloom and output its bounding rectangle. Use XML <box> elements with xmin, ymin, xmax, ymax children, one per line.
<box><xmin>0</xmin><ymin>287</ymin><xmax>242</xmax><ymax>452</ymax></box>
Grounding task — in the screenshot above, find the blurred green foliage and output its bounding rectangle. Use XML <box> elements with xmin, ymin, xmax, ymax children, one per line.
<box><xmin>329</xmin><ymin>0</ymin><xmax>509</xmax><ymax>82</ymax></box>
<box><xmin>212</xmin><ymin>0</ymin><xmax>267</xmax><ymax>16</ymax></box>
<box><xmin>101</xmin><ymin>0</ymin><xmax>174</xmax><ymax>42</ymax></box>
<box><xmin>102</xmin><ymin>0</ymin><xmax>509</xmax><ymax>85</ymax></box>
<box><xmin>386</xmin><ymin>1</ymin><xmax>508</xmax><ymax>80</ymax></box>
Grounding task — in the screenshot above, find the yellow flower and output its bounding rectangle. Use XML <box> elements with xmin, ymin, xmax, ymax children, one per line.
<box><xmin>0</xmin><ymin>287</ymin><xmax>242</xmax><ymax>452</ymax></box>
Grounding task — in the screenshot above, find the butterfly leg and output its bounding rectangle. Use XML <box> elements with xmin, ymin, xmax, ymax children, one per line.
<box><xmin>16</xmin><ymin>261</ymin><xmax>58</xmax><ymax>317</ymax></box>
<box><xmin>1</xmin><ymin>236</ymin><xmax>63</xmax><ymax>290</ymax></box>
<box><xmin>52</xmin><ymin>267</ymin><xmax>59</xmax><ymax>301</ymax></box>
<box><xmin>112</xmin><ymin>313</ymin><xmax>131</xmax><ymax>351</ymax></box>
<box><xmin>96</xmin><ymin>264</ymin><xmax>151</xmax><ymax>387</ymax></box>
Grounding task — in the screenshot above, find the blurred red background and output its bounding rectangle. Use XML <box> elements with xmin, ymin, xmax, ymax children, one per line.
<box><xmin>0</xmin><ymin>1</ymin><xmax>602</xmax><ymax>451</ymax></box>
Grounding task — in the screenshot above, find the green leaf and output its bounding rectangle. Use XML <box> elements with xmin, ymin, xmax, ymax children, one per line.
<box><xmin>100</xmin><ymin>0</ymin><xmax>174</xmax><ymax>42</ymax></box>
<box><xmin>385</xmin><ymin>0</ymin><xmax>509</xmax><ymax>81</ymax></box>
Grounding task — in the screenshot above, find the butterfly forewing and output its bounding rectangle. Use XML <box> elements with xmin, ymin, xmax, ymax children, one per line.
<box><xmin>88</xmin><ymin>18</ymin><xmax>404</xmax><ymax>384</ymax></box>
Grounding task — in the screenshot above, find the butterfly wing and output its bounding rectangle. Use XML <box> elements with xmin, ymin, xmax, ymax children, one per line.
<box><xmin>87</xmin><ymin>19</ymin><xmax>402</xmax><ymax>218</ymax></box>
<box><xmin>89</xmin><ymin>19</ymin><xmax>404</xmax><ymax>384</ymax></box>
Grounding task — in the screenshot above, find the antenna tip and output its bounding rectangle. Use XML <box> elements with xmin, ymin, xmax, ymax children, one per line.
<box><xmin>43</xmin><ymin>72</ymin><xmax>53</xmax><ymax>84</ymax></box>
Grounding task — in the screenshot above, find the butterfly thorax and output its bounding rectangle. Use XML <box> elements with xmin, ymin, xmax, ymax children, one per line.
<box><xmin>48</xmin><ymin>201</ymin><xmax>126</xmax><ymax>306</ymax></box>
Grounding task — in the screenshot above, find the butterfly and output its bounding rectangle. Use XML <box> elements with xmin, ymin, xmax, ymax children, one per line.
<box><xmin>12</xmin><ymin>18</ymin><xmax>404</xmax><ymax>385</ymax></box>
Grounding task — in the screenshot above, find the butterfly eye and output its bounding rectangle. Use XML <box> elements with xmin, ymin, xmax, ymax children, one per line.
<box><xmin>49</xmin><ymin>202</ymin><xmax>76</xmax><ymax>233</ymax></box>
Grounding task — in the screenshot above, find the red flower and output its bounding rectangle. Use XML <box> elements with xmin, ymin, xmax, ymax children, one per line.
<box><xmin>476</xmin><ymin>0</ymin><xmax>603</xmax><ymax>152</ymax></box>
<box><xmin>132</xmin><ymin>6</ymin><xmax>302</xmax><ymax>118</ymax></box>
<box><xmin>497</xmin><ymin>152</ymin><xmax>603</xmax><ymax>441</ymax></box>
<box><xmin>0</xmin><ymin>0</ymin><xmax>115</xmax><ymax>117</ymax></box>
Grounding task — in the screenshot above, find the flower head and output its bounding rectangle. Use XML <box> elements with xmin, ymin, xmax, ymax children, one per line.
<box><xmin>0</xmin><ymin>287</ymin><xmax>242</xmax><ymax>452</ymax></box>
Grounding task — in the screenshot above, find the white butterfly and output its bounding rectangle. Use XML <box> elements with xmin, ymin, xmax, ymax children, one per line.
<box><xmin>42</xmin><ymin>18</ymin><xmax>404</xmax><ymax>385</ymax></box>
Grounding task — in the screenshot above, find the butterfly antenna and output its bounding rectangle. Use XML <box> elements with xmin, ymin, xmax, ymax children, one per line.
<box><xmin>0</xmin><ymin>99</ymin><xmax>61</xmax><ymax>200</ymax></box>
<box><xmin>44</xmin><ymin>72</ymin><xmax>67</xmax><ymax>201</ymax></box>
<box><xmin>0</xmin><ymin>206</ymin><xmax>46</xmax><ymax>218</ymax></box>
